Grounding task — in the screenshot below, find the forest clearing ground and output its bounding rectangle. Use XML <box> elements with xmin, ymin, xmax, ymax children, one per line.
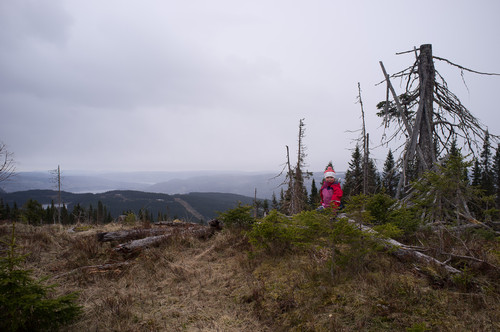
<box><xmin>2</xmin><ymin>220</ymin><xmax>499</xmax><ymax>331</ymax></box>
<box><xmin>62</xmin><ymin>226</ymin><xmax>268</xmax><ymax>331</ymax></box>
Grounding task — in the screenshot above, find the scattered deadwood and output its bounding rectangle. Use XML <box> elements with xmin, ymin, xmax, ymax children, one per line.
<box><xmin>96</xmin><ymin>220</ymin><xmax>222</xmax><ymax>243</ymax></box>
<box><xmin>99</xmin><ymin>220</ymin><xmax>222</xmax><ymax>254</ymax></box>
<box><xmin>96</xmin><ymin>228</ymin><xmax>173</xmax><ymax>242</ymax></box>
<box><xmin>340</xmin><ymin>214</ymin><xmax>462</xmax><ymax>274</ymax></box>
<box><xmin>114</xmin><ymin>226</ymin><xmax>216</xmax><ymax>253</ymax></box>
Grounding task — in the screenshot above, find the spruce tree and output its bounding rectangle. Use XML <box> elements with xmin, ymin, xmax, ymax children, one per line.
<box><xmin>381</xmin><ymin>149</ymin><xmax>398</xmax><ymax>197</ymax></box>
<box><xmin>480</xmin><ymin>131</ymin><xmax>495</xmax><ymax>196</ymax></box>
<box><xmin>271</xmin><ymin>192</ymin><xmax>279</xmax><ymax>211</ymax></box>
<box><xmin>22</xmin><ymin>199</ymin><xmax>44</xmax><ymax>225</ymax></box>
<box><xmin>61</xmin><ymin>204</ymin><xmax>70</xmax><ymax>224</ymax></box>
<box><xmin>446</xmin><ymin>139</ymin><xmax>469</xmax><ymax>183</ymax></box>
<box><xmin>279</xmin><ymin>188</ymin><xmax>288</xmax><ymax>214</ymax></box>
<box><xmin>0</xmin><ymin>224</ymin><xmax>82</xmax><ymax>330</ymax></box>
<box><xmin>70</xmin><ymin>203</ymin><xmax>85</xmax><ymax>224</ymax></box>
<box><xmin>343</xmin><ymin>145</ymin><xmax>363</xmax><ymax>198</ymax></box>
<box><xmin>5</xmin><ymin>203</ymin><xmax>11</xmax><ymax>220</ymax></box>
<box><xmin>365</xmin><ymin>158</ymin><xmax>380</xmax><ymax>194</ymax></box>
<box><xmin>262</xmin><ymin>199</ymin><xmax>269</xmax><ymax>215</ymax></box>
<box><xmin>493</xmin><ymin>143</ymin><xmax>500</xmax><ymax>211</ymax></box>
<box><xmin>0</xmin><ymin>199</ymin><xmax>5</xmax><ymax>220</ymax></box>
<box><xmin>471</xmin><ymin>159</ymin><xmax>482</xmax><ymax>187</ymax></box>
<box><xmin>309</xmin><ymin>178</ymin><xmax>319</xmax><ymax>208</ymax></box>
<box><xmin>411</xmin><ymin>142</ymin><xmax>478</xmax><ymax>223</ymax></box>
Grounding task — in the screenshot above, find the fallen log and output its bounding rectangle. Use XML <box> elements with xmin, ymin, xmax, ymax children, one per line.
<box><xmin>97</xmin><ymin>228</ymin><xmax>171</xmax><ymax>242</ymax></box>
<box><xmin>154</xmin><ymin>221</ymin><xmax>200</xmax><ymax>227</ymax></box>
<box><xmin>97</xmin><ymin>222</ymin><xmax>208</xmax><ymax>242</ymax></box>
<box><xmin>339</xmin><ymin>213</ymin><xmax>462</xmax><ymax>274</ymax></box>
<box><xmin>114</xmin><ymin>225</ymin><xmax>217</xmax><ymax>253</ymax></box>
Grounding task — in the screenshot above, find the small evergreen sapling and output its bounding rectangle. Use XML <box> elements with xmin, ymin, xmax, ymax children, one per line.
<box><xmin>0</xmin><ymin>223</ymin><xmax>82</xmax><ymax>331</ymax></box>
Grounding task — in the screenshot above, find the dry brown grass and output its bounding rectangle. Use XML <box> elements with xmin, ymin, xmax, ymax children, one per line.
<box><xmin>1</xmin><ymin>220</ymin><xmax>499</xmax><ymax>331</ymax></box>
<box><xmin>0</xmin><ymin>222</ymin><xmax>269</xmax><ymax>331</ymax></box>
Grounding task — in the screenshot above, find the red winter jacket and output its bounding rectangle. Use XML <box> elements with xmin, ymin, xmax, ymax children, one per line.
<box><xmin>320</xmin><ymin>180</ymin><xmax>343</xmax><ymax>209</ymax></box>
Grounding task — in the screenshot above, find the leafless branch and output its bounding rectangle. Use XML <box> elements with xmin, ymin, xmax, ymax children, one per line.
<box><xmin>433</xmin><ymin>56</ymin><xmax>500</xmax><ymax>76</ymax></box>
<box><xmin>0</xmin><ymin>142</ymin><xmax>16</xmax><ymax>183</ymax></box>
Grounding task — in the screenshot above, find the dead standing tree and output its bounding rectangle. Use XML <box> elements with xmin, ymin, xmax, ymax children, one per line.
<box><xmin>50</xmin><ymin>165</ymin><xmax>62</xmax><ymax>224</ymax></box>
<box><xmin>279</xmin><ymin>119</ymin><xmax>310</xmax><ymax>215</ymax></box>
<box><xmin>378</xmin><ymin>44</ymin><xmax>500</xmax><ymax>199</ymax></box>
<box><xmin>357</xmin><ymin>82</ymin><xmax>370</xmax><ymax>195</ymax></box>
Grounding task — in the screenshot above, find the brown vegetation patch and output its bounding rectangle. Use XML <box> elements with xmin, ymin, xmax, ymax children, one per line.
<box><xmin>0</xmin><ymin>220</ymin><xmax>498</xmax><ymax>331</ymax></box>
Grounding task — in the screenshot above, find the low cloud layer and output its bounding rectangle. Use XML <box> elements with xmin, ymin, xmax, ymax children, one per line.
<box><xmin>1</xmin><ymin>0</ymin><xmax>499</xmax><ymax>173</ymax></box>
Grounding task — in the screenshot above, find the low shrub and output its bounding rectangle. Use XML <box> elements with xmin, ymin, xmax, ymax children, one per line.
<box><xmin>247</xmin><ymin>210</ymin><xmax>331</xmax><ymax>255</ymax></box>
<box><xmin>217</xmin><ymin>202</ymin><xmax>255</xmax><ymax>228</ymax></box>
<box><xmin>365</xmin><ymin>193</ymin><xmax>396</xmax><ymax>224</ymax></box>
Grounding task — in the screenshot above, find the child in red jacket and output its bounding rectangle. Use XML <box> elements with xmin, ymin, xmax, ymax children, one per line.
<box><xmin>319</xmin><ymin>166</ymin><xmax>343</xmax><ymax>210</ymax></box>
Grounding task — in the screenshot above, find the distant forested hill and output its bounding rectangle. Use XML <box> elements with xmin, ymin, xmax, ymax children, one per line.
<box><xmin>0</xmin><ymin>190</ymin><xmax>254</xmax><ymax>221</ymax></box>
<box><xmin>0</xmin><ymin>171</ymin><xmax>346</xmax><ymax>199</ymax></box>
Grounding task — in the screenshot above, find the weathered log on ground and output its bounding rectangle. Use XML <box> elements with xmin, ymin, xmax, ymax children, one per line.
<box><xmin>97</xmin><ymin>221</ymin><xmax>211</xmax><ymax>242</ymax></box>
<box><xmin>114</xmin><ymin>225</ymin><xmax>217</xmax><ymax>253</ymax></box>
<box><xmin>154</xmin><ymin>221</ymin><xmax>201</xmax><ymax>227</ymax></box>
<box><xmin>97</xmin><ymin>228</ymin><xmax>171</xmax><ymax>242</ymax></box>
<box><xmin>339</xmin><ymin>213</ymin><xmax>461</xmax><ymax>274</ymax></box>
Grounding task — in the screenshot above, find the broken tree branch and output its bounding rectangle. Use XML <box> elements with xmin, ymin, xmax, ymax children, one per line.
<box><xmin>433</xmin><ymin>56</ymin><xmax>500</xmax><ymax>76</ymax></box>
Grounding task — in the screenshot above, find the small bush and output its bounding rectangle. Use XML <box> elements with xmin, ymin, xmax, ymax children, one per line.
<box><xmin>388</xmin><ymin>205</ymin><xmax>421</xmax><ymax>235</ymax></box>
<box><xmin>373</xmin><ymin>223</ymin><xmax>404</xmax><ymax>239</ymax></box>
<box><xmin>123</xmin><ymin>213</ymin><xmax>137</xmax><ymax>225</ymax></box>
<box><xmin>247</xmin><ymin>210</ymin><xmax>292</xmax><ymax>253</ymax></box>
<box><xmin>247</xmin><ymin>210</ymin><xmax>331</xmax><ymax>254</ymax></box>
<box><xmin>217</xmin><ymin>202</ymin><xmax>255</xmax><ymax>228</ymax></box>
<box><xmin>365</xmin><ymin>193</ymin><xmax>396</xmax><ymax>224</ymax></box>
<box><xmin>345</xmin><ymin>194</ymin><xmax>421</xmax><ymax>236</ymax></box>
<box><xmin>343</xmin><ymin>194</ymin><xmax>374</xmax><ymax>224</ymax></box>
<box><xmin>0</xmin><ymin>223</ymin><xmax>82</xmax><ymax>331</ymax></box>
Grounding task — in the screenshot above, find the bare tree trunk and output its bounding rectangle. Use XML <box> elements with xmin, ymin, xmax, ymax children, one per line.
<box><xmin>379</xmin><ymin>45</ymin><xmax>437</xmax><ymax>198</ymax></box>
<box><xmin>358</xmin><ymin>83</ymin><xmax>369</xmax><ymax>195</ymax></box>
<box><xmin>285</xmin><ymin>145</ymin><xmax>294</xmax><ymax>214</ymax></box>
<box><xmin>418</xmin><ymin>44</ymin><xmax>437</xmax><ymax>170</ymax></box>
<box><xmin>291</xmin><ymin>119</ymin><xmax>307</xmax><ymax>214</ymax></box>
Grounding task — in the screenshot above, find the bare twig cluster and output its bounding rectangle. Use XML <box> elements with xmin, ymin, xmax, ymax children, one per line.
<box><xmin>0</xmin><ymin>142</ymin><xmax>15</xmax><ymax>183</ymax></box>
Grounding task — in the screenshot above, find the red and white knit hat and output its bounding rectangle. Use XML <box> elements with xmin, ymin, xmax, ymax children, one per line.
<box><xmin>324</xmin><ymin>166</ymin><xmax>335</xmax><ymax>178</ymax></box>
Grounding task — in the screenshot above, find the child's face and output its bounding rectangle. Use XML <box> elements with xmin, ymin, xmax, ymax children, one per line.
<box><xmin>325</xmin><ymin>176</ymin><xmax>334</xmax><ymax>183</ymax></box>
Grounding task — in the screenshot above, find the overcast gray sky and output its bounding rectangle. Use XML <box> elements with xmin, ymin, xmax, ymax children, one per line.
<box><xmin>1</xmin><ymin>0</ymin><xmax>499</xmax><ymax>173</ymax></box>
